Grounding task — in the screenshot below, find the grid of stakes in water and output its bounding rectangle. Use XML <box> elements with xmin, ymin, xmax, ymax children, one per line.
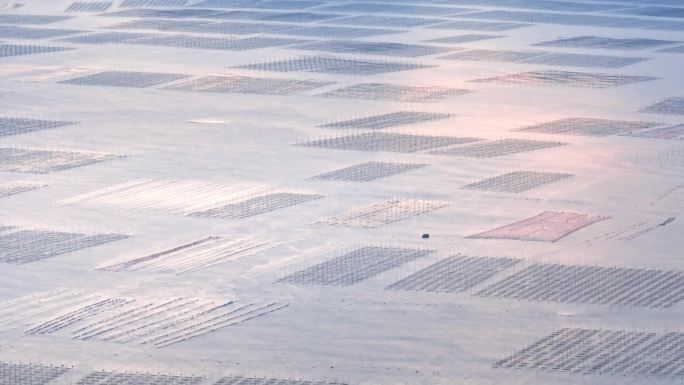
<box><xmin>279</xmin><ymin>246</ymin><xmax>434</xmax><ymax>286</ymax></box>
<box><xmin>497</xmin><ymin>328</ymin><xmax>684</xmax><ymax>378</ymax></box>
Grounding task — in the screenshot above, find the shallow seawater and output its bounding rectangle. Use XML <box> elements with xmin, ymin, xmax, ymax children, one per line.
<box><xmin>0</xmin><ymin>0</ymin><xmax>683</xmax><ymax>384</ymax></box>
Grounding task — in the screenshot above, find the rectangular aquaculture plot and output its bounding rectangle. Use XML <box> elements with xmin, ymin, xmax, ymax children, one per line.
<box><xmin>65</xmin><ymin>2</ymin><xmax>112</xmax><ymax>12</ymax></box>
<box><xmin>0</xmin><ymin>116</ymin><xmax>75</xmax><ymax>137</ymax></box>
<box><xmin>312</xmin><ymin>161</ymin><xmax>426</xmax><ymax>182</ymax></box>
<box><xmin>235</xmin><ymin>56</ymin><xmax>431</xmax><ymax>75</ymax></box>
<box><xmin>431</xmin><ymin>138</ymin><xmax>565</xmax><ymax>158</ymax></box>
<box><xmin>164</xmin><ymin>75</ymin><xmax>333</xmax><ymax>95</ymax></box>
<box><xmin>0</xmin><ymin>25</ymin><xmax>84</xmax><ymax>40</ymax></box>
<box><xmin>60</xmin><ymin>71</ymin><xmax>189</xmax><ymax>88</ymax></box>
<box><xmin>321</xmin><ymin>2</ymin><xmax>473</xmax><ymax>17</ymax></box>
<box><xmin>318</xmin><ymin>111</ymin><xmax>452</xmax><ymax>129</ymax></box>
<box><xmin>0</xmin><ymin>290</ymin><xmax>287</xmax><ymax>350</ymax></box>
<box><xmin>0</xmin><ymin>14</ymin><xmax>71</xmax><ymax>25</ymax></box>
<box><xmin>197</xmin><ymin>10</ymin><xmax>289</xmax><ymax>22</ymax></box>
<box><xmin>470</xmin><ymin>70</ymin><xmax>658</xmax><ymax>88</ymax></box>
<box><xmin>117</xmin><ymin>8</ymin><xmax>220</xmax><ymax>18</ymax></box>
<box><xmin>219</xmin><ymin>8</ymin><xmax>309</xmax><ymax>19</ymax></box>
<box><xmin>317</xmin><ymin>3</ymin><xmax>474</xmax><ymax>16</ymax></box>
<box><xmin>328</xmin><ymin>15</ymin><xmax>444</xmax><ymax>28</ymax></box>
<box><xmin>258</xmin><ymin>12</ymin><xmax>341</xmax><ymax>23</ymax></box>
<box><xmin>518</xmin><ymin>52</ymin><xmax>647</xmax><ymax>69</ymax></box>
<box><xmin>439</xmin><ymin>49</ymin><xmax>646</xmax><ymax>68</ymax></box>
<box><xmin>533</xmin><ymin>36</ymin><xmax>680</xmax><ymax>50</ymax></box>
<box><xmin>76</xmin><ymin>371</ymin><xmax>204</xmax><ymax>385</ymax></box>
<box><xmin>625</xmin><ymin>124</ymin><xmax>684</xmax><ymax>139</ymax></box>
<box><xmin>60</xmin><ymin>32</ymin><xmax>158</xmax><ymax>44</ymax></box>
<box><xmin>121</xmin><ymin>0</ymin><xmax>189</xmax><ymax>6</ymax></box>
<box><xmin>316</xmin><ymin>83</ymin><xmax>471</xmax><ymax>103</ymax></box>
<box><xmin>293</xmin><ymin>41</ymin><xmax>454</xmax><ymax>58</ymax></box>
<box><xmin>659</xmin><ymin>45</ymin><xmax>684</xmax><ymax>53</ymax></box>
<box><xmin>640</xmin><ymin>97</ymin><xmax>684</xmax><ymax>115</ymax></box>
<box><xmin>214</xmin><ymin>377</ymin><xmax>348</xmax><ymax>385</ymax></box>
<box><xmin>279</xmin><ymin>26</ymin><xmax>401</xmax><ymax>38</ymax></box>
<box><xmin>149</xmin><ymin>9</ymin><xmax>273</xmax><ymax>20</ymax></box>
<box><xmin>99</xmin><ymin>237</ymin><xmax>270</xmax><ymax>275</ymax></box>
<box><xmin>0</xmin><ymin>44</ymin><xmax>73</xmax><ymax>58</ymax></box>
<box><xmin>496</xmin><ymin>328</ymin><xmax>684</xmax><ymax>379</ymax></box>
<box><xmin>63</xmin><ymin>179</ymin><xmax>267</xmax><ymax>213</ymax></box>
<box><xmin>191</xmin><ymin>192</ymin><xmax>324</xmax><ymax>219</ymax></box>
<box><xmin>478</xmin><ymin>263</ymin><xmax>684</xmax><ymax>308</ymax></box>
<box><xmin>0</xmin><ymin>229</ymin><xmax>126</xmax><ymax>264</ymax></box>
<box><xmin>0</xmin><ymin>181</ymin><xmax>45</xmax><ymax>198</ymax></box>
<box><xmin>618</xmin><ymin>6</ymin><xmax>684</xmax><ymax>18</ymax></box>
<box><xmin>26</xmin><ymin>297</ymin><xmax>131</xmax><ymax>335</ymax></box>
<box><xmin>467</xmin><ymin>211</ymin><xmax>608</xmax><ymax>242</ymax></box>
<box><xmin>517</xmin><ymin>118</ymin><xmax>660</xmax><ymax>136</ymax></box>
<box><xmin>129</xmin><ymin>36</ymin><xmax>228</xmax><ymax>51</ymax></box>
<box><xmin>62</xmin><ymin>180</ymin><xmax>271</xmax><ymax>214</ymax></box>
<box><xmin>108</xmin><ymin>19</ymin><xmax>214</xmax><ymax>34</ymax></box>
<box><xmin>194</xmin><ymin>21</ymin><xmax>296</xmax><ymax>35</ymax></box>
<box><xmin>142</xmin><ymin>8</ymin><xmax>274</xmax><ymax>19</ymax></box>
<box><xmin>388</xmin><ymin>256</ymin><xmax>519</xmax><ymax>293</ymax></box>
<box><xmin>297</xmin><ymin>132</ymin><xmax>480</xmax><ymax>153</ymax></box>
<box><xmin>0</xmin><ymin>361</ymin><xmax>70</xmax><ymax>385</ymax></box>
<box><xmin>0</xmin><ymin>148</ymin><xmax>121</xmax><ymax>174</ymax></box>
<box><xmin>495</xmin><ymin>328</ymin><xmax>656</xmax><ymax>375</ymax></box>
<box><xmin>129</xmin><ymin>35</ymin><xmax>303</xmax><ymax>51</ymax></box>
<box><xmin>192</xmin><ymin>0</ymin><xmax>320</xmax><ymax>10</ymax></box>
<box><xmin>427</xmin><ymin>20</ymin><xmax>532</xmax><ymax>31</ymax></box>
<box><xmin>278</xmin><ymin>246</ymin><xmax>433</xmax><ymax>286</ymax></box>
<box><xmin>71</xmin><ymin>296</ymin><xmax>288</xmax><ymax>348</ymax></box>
<box><xmin>623</xmin><ymin>333</ymin><xmax>684</xmax><ymax>378</ymax></box>
<box><xmin>424</xmin><ymin>34</ymin><xmax>504</xmax><ymax>44</ymax></box>
<box><xmin>319</xmin><ymin>199</ymin><xmax>450</xmax><ymax>228</ymax></box>
<box><xmin>461</xmin><ymin>1</ymin><xmax>619</xmax><ymax>12</ymax></box>
<box><xmin>462</xmin><ymin>171</ymin><xmax>572</xmax><ymax>193</ymax></box>
<box><xmin>99</xmin><ymin>8</ymin><xmax>162</xmax><ymax>17</ymax></box>
<box><xmin>441</xmin><ymin>49</ymin><xmax>547</xmax><ymax>62</ymax></box>
<box><xmin>457</xmin><ymin>10</ymin><xmax>656</xmax><ymax>28</ymax></box>
<box><xmin>63</xmin><ymin>179</ymin><xmax>322</xmax><ymax>219</ymax></box>
<box><xmin>0</xmin><ymin>290</ymin><xmax>100</xmax><ymax>331</ymax></box>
